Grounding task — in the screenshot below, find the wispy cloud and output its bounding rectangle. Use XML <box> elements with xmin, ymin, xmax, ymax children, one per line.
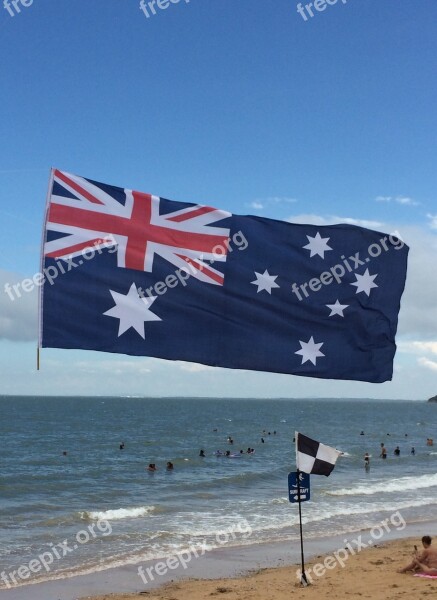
<box><xmin>247</xmin><ymin>197</ymin><xmax>298</xmax><ymax>210</ymax></box>
<box><xmin>412</xmin><ymin>341</ymin><xmax>437</xmax><ymax>355</ymax></box>
<box><xmin>375</xmin><ymin>195</ymin><xmax>419</xmax><ymax>206</ymax></box>
<box><xmin>0</xmin><ymin>270</ymin><xmax>37</xmax><ymax>342</ymax></box>
<box><xmin>427</xmin><ymin>214</ymin><xmax>437</xmax><ymax>230</ymax></box>
<box><xmin>418</xmin><ymin>357</ymin><xmax>437</xmax><ymax>372</ymax></box>
<box><xmin>398</xmin><ymin>341</ymin><xmax>437</xmax><ymax>356</ymax></box>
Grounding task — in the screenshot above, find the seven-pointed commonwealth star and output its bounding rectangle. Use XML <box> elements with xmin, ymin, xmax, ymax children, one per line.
<box><xmin>302</xmin><ymin>232</ymin><xmax>333</xmax><ymax>258</ymax></box>
<box><xmin>350</xmin><ymin>268</ymin><xmax>378</xmax><ymax>296</ymax></box>
<box><xmin>326</xmin><ymin>300</ymin><xmax>349</xmax><ymax>317</ymax></box>
<box><xmin>251</xmin><ymin>269</ymin><xmax>280</xmax><ymax>294</ymax></box>
<box><xmin>103</xmin><ymin>282</ymin><xmax>161</xmax><ymax>339</ymax></box>
<box><xmin>295</xmin><ymin>336</ymin><xmax>325</xmax><ymax>366</ymax></box>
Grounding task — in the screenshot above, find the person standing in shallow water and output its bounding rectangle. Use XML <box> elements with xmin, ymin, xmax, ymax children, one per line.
<box><xmin>364</xmin><ymin>453</ymin><xmax>370</xmax><ymax>469</ymax></box>
<box><xmin>380</xmin><ymin>443</ymin><xmax>387</xmax><ymax>459</ymax></box>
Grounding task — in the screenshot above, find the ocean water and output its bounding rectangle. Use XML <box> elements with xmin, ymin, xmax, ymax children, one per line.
<box><xmin>0</xmin><ymin>396</ymin><xmax>436</xmax><ymax>588</ymax></box>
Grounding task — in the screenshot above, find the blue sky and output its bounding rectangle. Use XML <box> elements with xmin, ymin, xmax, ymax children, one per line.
<box><xmin>1</xmin><ymin>0</ymin><xmax>436</xmax><ymax>399</ymax></box>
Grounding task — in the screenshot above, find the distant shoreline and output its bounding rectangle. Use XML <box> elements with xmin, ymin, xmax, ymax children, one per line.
<box><xmin>0</xmin><ymin>395</ymin><xmax>426</xmax><ymax>401</ymax></box>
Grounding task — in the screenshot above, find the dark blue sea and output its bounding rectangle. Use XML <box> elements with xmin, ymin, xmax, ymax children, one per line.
<box><xmin>1</xmin><ymin>396</ymin><xmax>436</xmax><ymax>589</ymax></box>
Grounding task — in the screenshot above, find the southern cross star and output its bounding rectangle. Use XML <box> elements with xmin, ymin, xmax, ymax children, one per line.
<box><xmin>295</xmin><ymin>336</ymin><xmax>325</xmax><ymax>365</ymax></box>
<box><xmin>350</xmin><ymin>269</ymin><xmax>378</xmax><ymax>296</ymax></box>
<box><xmin>326</xmin><ymin>300</ymin><xmax>349</xmax><ymax>317</ymax></box>
<box><xmin>302</xmin><ymin>232</ymin><xmax>333</xmax><ymax>259</ymax></box>
<box><xmin>251</xmin><ymin>269</ymin><xmax>280</xmax><ymax>294</ymax></box>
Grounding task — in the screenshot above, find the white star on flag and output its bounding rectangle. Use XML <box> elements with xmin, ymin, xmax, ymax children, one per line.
<box><xmin>295</xmin><ymin>336</ymin><xmax>325</xmax><ymax>365</ymax></box>
<box><xmin>326</xmin><ymin>300</ymin><xmax>349</xmax><ymax>317</ymax></box>
<box><xmin>350</xmin><ymin>269</ymin><xmax>378</xmax><ymax>296</ymax></box>
<box><xmin>303</xmin><ymin>232</ymin><xmax>333</xmax><ymax>259</ymax></box>
<box><xmin>251</xmin><ymin>270</ymin><xmax>280</xmax><ymax>294</ymax></box>
<box><xmin>103</xmin><ymin>282</ymin><xmax>161</xmax><ymax>339</ymax></box>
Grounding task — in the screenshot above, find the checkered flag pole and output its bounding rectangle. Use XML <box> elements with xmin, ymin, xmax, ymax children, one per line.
<box><xmin>294</xmin><ymin>432</ymin><xmax>341</xmax><ymax>586</ymax></box>
<box><xmin>295</xmin><ymin>467</ymin><xmax>309</xmax><ymax>586</ymax></box>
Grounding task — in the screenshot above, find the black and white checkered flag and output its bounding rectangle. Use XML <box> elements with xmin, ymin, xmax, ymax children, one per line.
<box><xmin>296</xmin><ymin>432</ymin><xmax>342</xmax><ymax>476</ymax></box>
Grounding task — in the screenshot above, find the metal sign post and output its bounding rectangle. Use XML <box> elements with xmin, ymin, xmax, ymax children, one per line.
<box><xmin>288</xmin><ymin>471</ymin><xmax>311</xmax><ymax>586</ymax></box>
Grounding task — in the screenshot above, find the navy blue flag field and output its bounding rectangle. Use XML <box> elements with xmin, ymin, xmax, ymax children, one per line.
<box><xmin>39</xmin><ymin>169</ymin><xmax>409</xmax><ymax>383</ymax></box>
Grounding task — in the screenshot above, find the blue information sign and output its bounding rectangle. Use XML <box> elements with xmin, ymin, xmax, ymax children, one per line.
<box><xmin>288</xmin><ymin>471</ymin><xmax>310</xmax><ymax>503</ymax></box>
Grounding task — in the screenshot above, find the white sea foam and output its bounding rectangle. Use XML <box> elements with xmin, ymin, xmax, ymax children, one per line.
<box><xmin>328</xmin><ymin>473</ymin><xmax>437</xmax><ymax>496</ymax></box>
<box><xmin>81</xmin><ymin>506</ymin><xmax>155</xmax><ymax>521</ymax></box>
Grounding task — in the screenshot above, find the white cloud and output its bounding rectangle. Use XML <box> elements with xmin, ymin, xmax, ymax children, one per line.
<box><xmin>427</xmin><ymin>214</ymin><xmax>437</xmax><ymax>230</ymax></box>
<box><xmin>412</xmin><ymin>341</ymin><xmax>437</xmax><ymax>355</ymax></box>
<box><xmin>375</xmin><ymin>195</ymin><xmax>419</xmax><ymax>206</ymax></box>
<box><xmin>398</xmin><ymin>341</ymin><xmax>437</xmax><ymax>355</ymax></box>
<box><xmin>397</xmin><ymin>196</ymin><xmax>418</xmax><ymax>206</ymax></box>
<box><xmin>418</xmin><ymin>357</ymin><xmax>437</xmax><ymax>372</ymax></box>
<box><xmin>248</xmin><ymin>197</ymin><xmax>297</xmax><ymax>210</ymax></box>
<box><xmin>0</xmin><ymin>270</ymin><xmax>38</xmax><ymax>342</ymax></box>
<box><xmin>396</xmin><ymin>225</ymin><xmax>437</xmax><ymax>339</ymax></box>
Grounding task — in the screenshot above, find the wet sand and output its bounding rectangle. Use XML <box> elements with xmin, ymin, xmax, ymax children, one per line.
<box><xmin>87</xmin><ymin>536</ymin><xmax>437</xmax><ymax>600</ymax></box>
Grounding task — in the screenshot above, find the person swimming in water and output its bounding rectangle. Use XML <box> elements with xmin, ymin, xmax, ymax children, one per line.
<box><xmin>147</xmin><ymin>463</ymin><xmax>157</xmax><ymax>471</ymax></box>
<box><xmin>166</xmin><ymin>461</ymin><xmax>173</xmax><ymax>470</ymax></box>
<box><xmin>199</xmin><ymin>449</ymin><xmax>205</xmax><ymax>457</ymax></box>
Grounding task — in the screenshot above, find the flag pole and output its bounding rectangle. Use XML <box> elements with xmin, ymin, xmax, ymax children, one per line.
<box><xmin>37</xmin><ymin>168</ymin><xmax>54</xmax><ymax>374</ymax></box>
<box><xmin>296</xmin><ymin>468</ymin><xmax>309</xmax><ymax>586</ymax></box>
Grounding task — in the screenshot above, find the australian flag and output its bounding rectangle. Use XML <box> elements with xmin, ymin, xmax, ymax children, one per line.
<box><xmin>39</xmin><ymin>169</ymin><xmax>409</xmax><ymax>383</ymax></box>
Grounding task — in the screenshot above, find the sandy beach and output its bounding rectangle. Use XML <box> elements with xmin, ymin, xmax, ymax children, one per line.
<box><xmin>86</xmin><ymin>537</ymin><xmax>436</xmax><ymax>600</ymax></box>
